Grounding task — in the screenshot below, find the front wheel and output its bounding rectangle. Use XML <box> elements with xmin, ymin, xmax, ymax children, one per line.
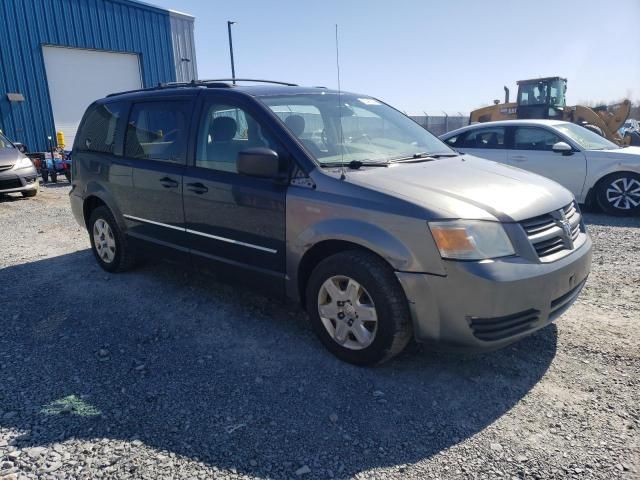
<box><xmin>88</xmin><ymin>206</ymin><xmax>137</xmax><ymax>272</ymax></box>
<box><xmin>596</xmin><ymin>172</ymin><xmax>640</xmax><ymax>216</ymax></box>
<box><xmin>50</xmin><ymin>172</ymin><xmax>57</xmax><ymax>183</ymax></box>
<box><xmin>306</xmin><ymin>251</ymin><xmax>412</xmax><ymax>366</ymax></box>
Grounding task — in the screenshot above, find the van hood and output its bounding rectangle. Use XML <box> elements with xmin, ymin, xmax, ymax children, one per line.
<box><xmin>0</xmin><ymin>148</ymin><xmax>22</xmax><ymax>167</ymax></box>
<box><xmin>345</xmin><ymin>155</ymin><xmax>574</xmax><ymax>222</ymax></box>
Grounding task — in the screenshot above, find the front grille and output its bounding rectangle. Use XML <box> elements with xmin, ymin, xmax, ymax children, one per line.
<box><xmin>0</xmin><ymin>164</ymin><xmax>14</xmax><ymax>172</ymax></box>
<box><xmin>520</xmin><ymin>201</ymin><xmax>582</xmax><ymax>260</ymax></box>
<box><xmin>0</xmin><ymin>178</ymin><xmax>22</xmax><ymax>190</ymax></box>
<box><xmin>469</xmin><ymin>308</ymin><xmax>540</xmax><ymax>341</ymax></box>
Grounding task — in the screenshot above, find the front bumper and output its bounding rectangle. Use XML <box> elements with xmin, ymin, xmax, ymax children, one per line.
<box><xmin>0</xmin><ymin>166</ymin><xmax>39</xmax><ymax>193</ymax></box>
<box><xmin>396</xmin><ymin>233</ymin><xmax>592</xmax><ymax>351</ymax></box>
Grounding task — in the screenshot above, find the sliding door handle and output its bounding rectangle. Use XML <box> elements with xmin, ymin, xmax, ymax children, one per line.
<box><xmin>186</xmin><ymin>182</ymin><xmax>208</xmax><ymax>194</ymax></box>
<box><xmin>159</xmin><ymin>177</ymin><xmax>179</xmax><ymax>188</ymax></box>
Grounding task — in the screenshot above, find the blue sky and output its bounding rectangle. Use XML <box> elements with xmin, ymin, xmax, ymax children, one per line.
<box><xmin>152</xmin><ymin>0</ymin><xmax>640</xmax><ymax>114</ymax></box>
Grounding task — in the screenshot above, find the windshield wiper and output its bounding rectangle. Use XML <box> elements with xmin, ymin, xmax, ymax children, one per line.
<box><xmin>320</xmin><ymin>160</ymin><xmax>388</xmax><ymax>169</ymax></box>
<box><xmin>389</xmin><ymin>152</ymin><xmax>458</xmax><ymax>163</ymax></box>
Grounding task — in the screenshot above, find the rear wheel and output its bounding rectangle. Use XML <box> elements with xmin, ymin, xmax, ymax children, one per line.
<box><xmin>88</xmin><ymin>206</ymin><xmax>137</xmax><ymax>272</ymax></box>
<box><xmin>41</xmin><ymin>171</ymin><xmax>48</xmax><ymax>183</ymax></box>
<box><xmin>596</xmin><ymin>172</ymin><xmax>640</xmax><ymax>216</ymax></box>
<box><xmin>50</xmin><ymin>172</ymin><xmax>57</xmax><ymax>183</ymax></box>
<box><xmin>306</xmin><ymin>251</ymin><xmax>412</xmax><ymax>366</ymax></box>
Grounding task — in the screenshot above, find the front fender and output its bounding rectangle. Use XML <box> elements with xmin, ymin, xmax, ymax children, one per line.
<box><xmin>586</xmin><ymin>160</ymin><xmax>640</xmax><ymax>198</ymax></box>
<box><xmin>295</xmin><ymin>218</ymin><xmax>416</xmax><ymax>271</ymax></box>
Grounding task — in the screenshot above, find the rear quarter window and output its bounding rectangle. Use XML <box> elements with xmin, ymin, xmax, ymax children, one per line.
<box><xmin>75</xmin><ymin>102</ymin><xmax>128</xmax><ymax>154</ymax></box>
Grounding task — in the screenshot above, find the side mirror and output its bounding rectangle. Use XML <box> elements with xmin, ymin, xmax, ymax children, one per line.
<box><xmin>237</xmin><ymin>147</ymin><xmax>281</xmax><ymax>178</ymax></box>
<box><xmin>552</xmin><ymin>141</ymin><xmax>573</xmax><ymax>155</ymax></box>
<box><xmin>16</xmin><ymin>144</ymin><xmax>27</xmax><ymax>153</ymax></box>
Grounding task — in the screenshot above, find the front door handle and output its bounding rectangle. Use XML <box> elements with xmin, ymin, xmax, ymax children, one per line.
<box><xmin>159</xmin><ymin>177</ymin><xmax>179</xmax><ymax>188</ymax></box>
<box><xmin>186</xmin><ymin>182</ymin><xmax>208</xmax><ymax>194</ymax></box>
<box><xmin>511</xmin><ymin>155</ymin><xmax>527</xmax><ymax>162</ymax></box>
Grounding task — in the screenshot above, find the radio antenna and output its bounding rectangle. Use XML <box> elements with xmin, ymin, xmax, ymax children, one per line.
<box><xmin>335</xmin><ymin>24</ymin><xmax>346</xmax><ymax>180</ymax></box>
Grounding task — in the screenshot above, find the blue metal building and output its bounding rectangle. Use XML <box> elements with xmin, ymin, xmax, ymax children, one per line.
<box><xmin>0</xmin><ymin>0</ymin><xmax>197</xmax><ymax>151</ymax></box>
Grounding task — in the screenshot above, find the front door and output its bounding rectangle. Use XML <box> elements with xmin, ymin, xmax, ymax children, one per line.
<box><xmin>182</xmin><ymin>95</ymin><xmax>288</xmax><ymax>294</ymax></box>
<box><xmin>121</xmin><ymin>98</ymin><xmax>193</xmax><ymax>253</ymax></box>
<box><xmin>506</xmin><ymin>126</ymin><xmax>587</xmax><ymax>198</ymax></box>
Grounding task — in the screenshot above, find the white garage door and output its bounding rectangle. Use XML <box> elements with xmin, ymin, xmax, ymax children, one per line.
<box><xmin>42</xmin><ymin>46</ymin><xmax>142</xmax><ymax>149</ymax></box>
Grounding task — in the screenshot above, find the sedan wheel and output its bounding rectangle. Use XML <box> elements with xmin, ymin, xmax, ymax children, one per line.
<box><xmin>597</xmin><ymin>173</ymin><xmax>640</xmax><ymax>216</ymax></box>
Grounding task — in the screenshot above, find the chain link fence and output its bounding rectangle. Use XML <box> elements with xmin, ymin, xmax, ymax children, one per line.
<box><xmin>409</xmin><ymin>115</ymin><xmax>469</xmax><ymax>137</ymax></box>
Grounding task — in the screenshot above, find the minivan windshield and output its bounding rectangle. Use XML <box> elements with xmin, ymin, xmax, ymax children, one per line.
<box><xmin>554</xmin><ymin>122</ymin><xmax>620</xmax><ymax>151</ymax></box>
<box><xmin>0</xmin><ymin>133</ymin><xmax>16</xmax><ymax>150</ymax></box>
<box><xmin>258</xmin><ymin>93</ymin><xmax>455</xmax><ymax>165</ymax></box>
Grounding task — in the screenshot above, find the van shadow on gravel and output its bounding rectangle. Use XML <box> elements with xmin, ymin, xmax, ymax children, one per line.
<box><xmin>0</xmin><ymin>250</ymin><xmax>557</xmax><ymax>478</ymax></box>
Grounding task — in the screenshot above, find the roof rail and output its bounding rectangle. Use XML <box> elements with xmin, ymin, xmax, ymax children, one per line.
<box><xmin>105</xmin><ymin>78</ymin><xmax>297</xmax><ymax>98</ymax></box>
<box><xmin>200</xmin><ymin>78</ymin><xmax>298</xmax><ymax>87</ymax></box>
<box><xmin>106</xmin><ymin>80</ymin><xmax>229</xmax><ymax>97</ymax></box>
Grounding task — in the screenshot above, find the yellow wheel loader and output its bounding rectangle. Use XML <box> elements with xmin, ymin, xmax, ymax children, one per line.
<box><xmin>469</xmin><ymin>77</ymin><xmax>632</xmax><ymax>145</ymax></box>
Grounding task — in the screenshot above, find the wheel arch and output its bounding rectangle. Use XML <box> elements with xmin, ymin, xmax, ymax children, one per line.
<box><xmin>81</xmin><ymin>182</ymin><xmax>126</xmax><ymax>231</ymax></box>
<box><xmin>296</xmin><ymin>239</ymin><xmax>393</xmax><ymax>308</ymax></box>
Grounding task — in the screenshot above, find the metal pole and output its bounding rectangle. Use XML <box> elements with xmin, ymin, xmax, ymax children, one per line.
<box><xmin>442</xmin><ymin>111</ymin><xmax>449</xmax><ymax>134</ymax></box>
<box><xmin>227</xmin><ymin>21</ymin><xmax>236</xmax><ymax>85</ymax></box>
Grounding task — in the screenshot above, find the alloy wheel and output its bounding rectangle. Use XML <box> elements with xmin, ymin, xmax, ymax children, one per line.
<box><xmin>606</xmin><ymin>177</ymin><xmax>640</xmax><ymax>211</ymax></box>
<box><xmin>317</xmin><ymin>275</ymin><xmax>378</xmax><ymax>350</ymax></box>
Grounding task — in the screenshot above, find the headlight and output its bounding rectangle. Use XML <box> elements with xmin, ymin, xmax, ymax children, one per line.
<box><xmin>13</xmin><ymin>157</ymin><xmax>33</xmax><ymax>169</ymax></box>
<box><xmin>429</xmin><ymin>220</ymin><xmax>515</xmax><ymax>260</ymax></box>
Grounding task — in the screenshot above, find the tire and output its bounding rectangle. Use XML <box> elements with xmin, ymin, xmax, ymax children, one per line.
<box><xmin>41</xmin><ymin>171</ymin><xmax>48</xmax><ymax>183</ymax></box>
<box><xmin>88</xmin><ymin>206</ymin><xmax>137</xmax><ymax>272</ymax></box>
<box><xmin>595</xmin><ymin>172</ymin><xmax>640</xmax><ymax>216</ymax></box>
<box><xmin>305</xmin><ymin>250</ymin><xmax>413</xmax><ymax>366</ymax></box>
<box><xmin>50</xmin><ymin>172</ymin><xmax>57</xmax><ymax>183</ymax></box>
<box><xmin>64</xmin><ymin>171</ymin><xmax>71</xmax><ymax>182</ymax></box>
<box><xmin>21</xmin><ymin>187</ymin><xmax>38</xmax><ymax>198</ymax></box>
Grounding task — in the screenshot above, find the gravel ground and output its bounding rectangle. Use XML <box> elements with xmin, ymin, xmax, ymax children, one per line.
<box><xmin>0</xmin><ymin>184</ymin><xmax>638</xmax><ymax>480</ymax></box>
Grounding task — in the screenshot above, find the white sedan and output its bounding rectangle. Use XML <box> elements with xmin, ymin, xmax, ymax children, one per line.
<box><xmin>440</xmin><ymin>120</ymin><xmax>640</xmax><ymax>215</ymax></box>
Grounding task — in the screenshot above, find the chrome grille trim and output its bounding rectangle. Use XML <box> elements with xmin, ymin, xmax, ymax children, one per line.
<box><xmin>520</xmin><ymin>201</ymin><xmax>582</xmax><ymax>260</ymax></box>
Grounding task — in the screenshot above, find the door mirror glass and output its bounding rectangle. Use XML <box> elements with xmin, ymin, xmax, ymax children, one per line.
<box><xmin>237</xmin><ymin>148</ymin><xmax>280</xmax><ymax>178</ymax></box>
<box><xmin>551</xmin><ymin>141</ymin><xmax>572</xmax><ymax>154</ymax></box>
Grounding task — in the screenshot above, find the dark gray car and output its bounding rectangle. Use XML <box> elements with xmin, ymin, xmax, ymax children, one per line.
<box><xmin>0</xmin><ymin>133</ymin><xmax>39</xmax><ymax>197</ymax></box>
<box><xmin>70</xmin><ymin>81</ymin><xmax>592</xmax><ymax>365</ymax></box>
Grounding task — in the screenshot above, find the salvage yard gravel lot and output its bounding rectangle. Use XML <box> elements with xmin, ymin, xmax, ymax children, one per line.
<box><xmin>0</xmin><ymin>184</ymin><xmax>638</xmax><ymax>480</ymax></box>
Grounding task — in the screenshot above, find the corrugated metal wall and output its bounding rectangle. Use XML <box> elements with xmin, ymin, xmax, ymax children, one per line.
<box><xmin>0</xmin><ymin>0</ymin><xmax>180</xmax><ymax>151</ymax></box>
<box><xmin>170</xmin><ymin>12</ymin><xmax>198</xmax><ymax>82</ymax></box>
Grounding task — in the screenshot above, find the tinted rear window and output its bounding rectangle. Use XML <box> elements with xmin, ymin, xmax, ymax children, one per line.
<box><xmin>124</xmin><ymin>101</ymin><xmax>190</xmax><ymax>163</ymax></box>
<box><xmin>75</xmin><ymin>102</ymin><xmax>128</xmax><ymax>154</ymax></box>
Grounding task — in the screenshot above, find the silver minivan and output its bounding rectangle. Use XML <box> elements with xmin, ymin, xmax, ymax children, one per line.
<box><xmin>70</xmin><ymin>81</ymin><xmax>592</xmax><ymax>365</ymax></box>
